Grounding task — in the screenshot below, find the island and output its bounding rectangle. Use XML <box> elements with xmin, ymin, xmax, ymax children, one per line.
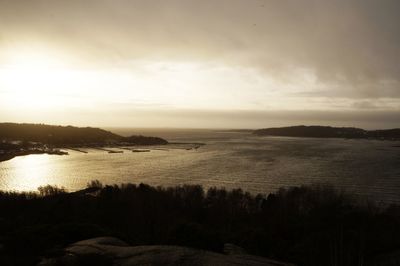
<box><xmin>0</xmin><ymin>123</ymin><xmax>168</xmax><ymax>162</ymax></box>
<box><xmin>253</xmin><ymin>125</ymin><xmax>400</xmax><ymax>140</ymax></box>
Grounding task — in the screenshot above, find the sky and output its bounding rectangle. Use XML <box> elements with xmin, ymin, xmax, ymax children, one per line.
<box><xmin>0</xmin><ymin>0</ymin><xmax>399</xmax><ymax>129</ymax></box>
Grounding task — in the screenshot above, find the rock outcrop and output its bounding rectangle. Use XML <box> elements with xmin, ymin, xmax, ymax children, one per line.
<box><xmin>39</xmin><ymin>237</ymin><xmax>295</xmax><ymax>266</ymax></box>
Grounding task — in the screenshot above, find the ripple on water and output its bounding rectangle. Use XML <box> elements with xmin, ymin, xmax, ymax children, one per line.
<box><xmin>0</xmin><ymin>134</ymin><xmax>399</xmax><ymax>203</ymax></box>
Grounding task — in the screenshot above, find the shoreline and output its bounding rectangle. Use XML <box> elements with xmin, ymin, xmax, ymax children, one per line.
<box><xmin>0</xmin><ymin>149</ymin><xmax>68</xmax><ymax>163</ymax></box>
<box><xmin>0</xmin><ymin>142</ymin><xmax>203</xmax><ymax>162</ymax></box>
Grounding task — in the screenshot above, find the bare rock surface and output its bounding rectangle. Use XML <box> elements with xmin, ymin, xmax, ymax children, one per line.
<box><xmin>39</xmin><ymin>237</ymin><xmax>295</xmax><ymax>266</ymax></box>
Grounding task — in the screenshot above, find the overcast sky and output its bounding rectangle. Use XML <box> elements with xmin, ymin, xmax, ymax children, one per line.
<box><xmin>0</xmin><ymin>0</ymin><xmax>399</xmax><ymax>129</ymax></box>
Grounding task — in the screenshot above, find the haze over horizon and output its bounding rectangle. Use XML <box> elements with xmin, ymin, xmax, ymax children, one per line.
<box><xmin>1</xmin><ymin>0</ymin><xmax>399</xmax><ymax>129</ymax></box>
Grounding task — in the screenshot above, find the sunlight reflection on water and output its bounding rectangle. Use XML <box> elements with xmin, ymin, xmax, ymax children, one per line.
<box><xmin>1</xmin><ymin>132</ymin><xmax>400</xmax><ymax>203</ymax></box>
<box><xmin>6</xmin><ymin>154</ymin><xmax>53</xmax><ymax>191</ymax></box>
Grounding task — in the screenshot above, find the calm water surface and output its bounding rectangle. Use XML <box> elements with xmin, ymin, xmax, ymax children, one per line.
<box><xmin>1</xmin><ymin>129</ymin><xmax>400</xmax><ymax>203</ymax></box>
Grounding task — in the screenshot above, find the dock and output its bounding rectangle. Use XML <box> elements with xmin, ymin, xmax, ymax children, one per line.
<box><xmin>67</xmin><ymin>148</ymin><xmax>88</xmax><ymax>153</ymax></box>
<box><xmin>92</xmin><ymin>147</ymin><xmax>124</xmax><ymax>153</ymax></box>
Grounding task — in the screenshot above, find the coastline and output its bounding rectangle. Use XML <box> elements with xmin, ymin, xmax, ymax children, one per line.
<box><xmin>0</xmin><ymin>149</ymin><xmax>68</xmax><ymax>163</ymax></box>
<box><xmin>253</xmin><ymin>125</ymin><xmax>400</xmax><ymax>141</ymax></box>
<box><xmin>0</xmin><ymin>142</ymin><xmax>203</xmax><ymax>163</ymax></box>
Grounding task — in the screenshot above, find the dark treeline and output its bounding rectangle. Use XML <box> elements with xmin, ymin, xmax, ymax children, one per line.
<box><xmin>0</xmin><ymin>183</ymin><xmax>400</xmax><ymax>266</ymax></box>
<box><xmin>0</xmin><ymin>123</ymin><xmax>167</xmax><ymax>145</ymax></box>
<box><xmin>253</xmin><ymin>125</ymin><xmax>400</xmax><ymax>140</ymax></box>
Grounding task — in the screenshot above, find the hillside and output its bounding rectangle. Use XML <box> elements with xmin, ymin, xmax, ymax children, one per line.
<box><xmin>253</xmin><ymin>125</ymin><xmax>400</xmax><ymax>140</ymax></box>
<box><xmin>2</xmin><ymin>183</ymin><xmax>400</xmax><ymax>266</ymax></box>
<box><xmin>0</xmin><ymin>123</ymin><xmax>168</xmax><ymax>145</ymax></box>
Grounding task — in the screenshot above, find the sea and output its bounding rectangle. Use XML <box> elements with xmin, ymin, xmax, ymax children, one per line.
<box><xmin>1</xmin><ymin>128</ymin><xmax>400</xmax><ymax>204</ymax></box>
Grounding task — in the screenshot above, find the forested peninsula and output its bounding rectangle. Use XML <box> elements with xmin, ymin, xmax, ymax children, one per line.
<box><xmin>254</xmin><ymin>125</ymin><xmax>400</xmax><ymax>140</ymax></box>
<box><xmin>0</xmin><ymin>123</ymin><xmax>168</xmax><ymax>162</ymax></box>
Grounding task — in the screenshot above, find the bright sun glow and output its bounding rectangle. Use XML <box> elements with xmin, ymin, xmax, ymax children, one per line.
<box><xmin>0</xmin><ymin>50</ymin><xmax>279</xmax><ymax>113</ymax></box>
<box><xmin>0</xmin><ymin>46</ymin><xmax>323</xmax><ymax>122</ymax></box>
<box><xmin>0</xmin><ymin>50</ymin><xmax>78</xmax><ymax>109</ymax></box>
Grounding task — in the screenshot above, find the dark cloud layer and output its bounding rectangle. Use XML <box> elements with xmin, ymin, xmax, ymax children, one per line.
<box><xmin>0</xmin><ymin>0</ymin><xmax>399</xmax><ymax>128</ymax></box>
<box><xmin>1</xmin><ymin>0</ymin><xmax>399</xmax><ymax>98</ymax></box>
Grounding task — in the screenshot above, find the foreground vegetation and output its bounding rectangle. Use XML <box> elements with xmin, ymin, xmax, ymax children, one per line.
<box><xmin>0</xmin><ymin>182</ymin><xmax>399</xmax><ymax>266</ymax></box>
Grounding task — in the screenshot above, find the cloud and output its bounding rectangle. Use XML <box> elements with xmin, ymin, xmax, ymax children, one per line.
<box><xmin>4</xmin><ymin>106</ymin><xmax>399</xmax><ymax>129</ymax></box>
<box><xmin>1</xmin><ymin>0</ymin><xmax>399</xmax><ymax>127</ymax></box>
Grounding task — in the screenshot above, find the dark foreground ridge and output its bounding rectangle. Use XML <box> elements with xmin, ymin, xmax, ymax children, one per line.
<box><xmin>253</xmin><ymin>125</ymin><xmax>400</xmax><ymax>140</ymax></box>
<box><xmin>0</xmin><ymin>182</ymin><xmax>400</xmax><ymax>266</ymax></box>
<box><xmin>39</xmin><ymin>237</ymin><xmax>294</xmax><ymax>266</ymax></box>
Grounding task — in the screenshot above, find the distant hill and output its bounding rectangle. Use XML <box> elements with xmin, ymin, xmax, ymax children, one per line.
<box><xmin>253</xmin><ymin>125</ymin><xmax>400</xmax><ymax>140</ymax></box>
<box><xmin>0</xmin><ymin>123</ymin><xmax>168</xmax><ymax>145</ymax></box>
